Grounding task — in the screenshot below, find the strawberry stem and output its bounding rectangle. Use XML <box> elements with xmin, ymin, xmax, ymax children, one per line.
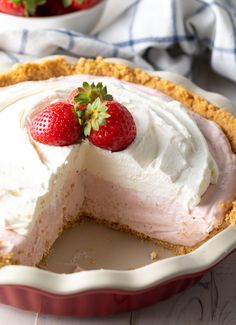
<box><xmin>72</xmin><ymin>82</ymin><xmax>113</xmax><ymax>136</ymax></box>
<box><xmin>63</xmin><ymin>0</ymin><xmax>86</xmax><ymax>6</ymax></box>
<box><xmin>82</xmin><ymin>97</ymin><xmax>110</xmax><ymax>136</ymax></box>
<box><xmin>74</xmin><ymin>81</ymin><xmax>113</xmax><ymax>109</ymax></box>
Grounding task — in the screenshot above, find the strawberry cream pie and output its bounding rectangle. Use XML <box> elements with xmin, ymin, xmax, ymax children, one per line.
<box><xmin>0</xmin><ymin>56</ymin><xmax>235</xmax><ymax>267</ymax></box>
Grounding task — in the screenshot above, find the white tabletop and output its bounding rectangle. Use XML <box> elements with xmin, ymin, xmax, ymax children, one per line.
<box><xmin>1</xmin><ymin>2</ymin><xmax>236</xmax><ymax>324</ymax></box>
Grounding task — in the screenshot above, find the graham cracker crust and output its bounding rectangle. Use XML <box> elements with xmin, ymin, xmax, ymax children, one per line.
<box><xmin>0</xmin><ymin>253</ymin><xmax>15</xmax><ymax>268</ymax></box>
<box><xmin>0</xmin><ymin>56</ymin><xmax>236</xmax><ymax>263</ymax></box>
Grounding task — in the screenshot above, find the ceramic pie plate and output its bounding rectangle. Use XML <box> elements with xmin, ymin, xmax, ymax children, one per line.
<box><xmin>0</xmin><ymin>56</ymin><xmax>235</xmax><ymax>317</ymax></box>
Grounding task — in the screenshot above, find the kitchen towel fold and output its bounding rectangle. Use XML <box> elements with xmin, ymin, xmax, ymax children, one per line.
<box><xmin>0</xmin><ymin>0</ymin><xmax>236</xmax><ymax>81</ymax></box>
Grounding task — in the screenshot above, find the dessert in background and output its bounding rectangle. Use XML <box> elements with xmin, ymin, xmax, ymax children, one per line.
<box><xmin>0</xmin><ymin>0</ymin><xmax>101</xmax><ymax>16</ymax></box>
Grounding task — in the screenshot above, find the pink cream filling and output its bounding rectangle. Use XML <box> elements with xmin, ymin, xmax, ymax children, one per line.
<box><xmin>83</xmin><ymin>113</ymin><xmax>236</xmax><ymax>247</ymax></box>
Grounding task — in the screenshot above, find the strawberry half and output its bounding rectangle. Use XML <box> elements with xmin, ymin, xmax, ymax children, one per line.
<box><xmin>63</xmin><ymin>0</ymin><xmax>101</xmax><ymax>10</ymax></box>
<box><xmin>0</xmin><ymin>0</ymin><xmax>46</xmax><ymax>16</ymax></box>
<box><xmin>30</xmin><ymin>102</ymin><xmax>83</xmax><ymax>146</ymax></box>
<box><xmin>84</xmin><ymin>99</ymin><xmax>137</xmax><ymax>152</ymax></box>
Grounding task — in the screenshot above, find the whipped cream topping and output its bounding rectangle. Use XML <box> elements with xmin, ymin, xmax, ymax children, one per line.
<box><xmin>0</xmin><ymin>75</ymin><xmax>220</xmax><ymax>235</ymax></box>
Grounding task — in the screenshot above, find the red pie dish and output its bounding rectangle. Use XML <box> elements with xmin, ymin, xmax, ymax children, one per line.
<box><xmin>0</xmin><ymin>56</ymin><xmax>235</xmax><ymax>316</ymax></box>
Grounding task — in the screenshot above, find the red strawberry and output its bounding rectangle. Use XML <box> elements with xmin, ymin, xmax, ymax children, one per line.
<box><xmin>30</xmin><ymin>102</ymin><xmax>83</xmax><ymax>146</ymax></box>
<box><xmin>84</xmin><ymin>99</ymin><xmax>137</xmax><ymax>152</ymax></box>
<box><xmin>0</xmin><ymin>0</ymin><xmax>46</xmax><ymax>16</ymax></box>
<box><xmin>30</xmin><ymin>82</ymin><xmax>136</xmax><ymax>151</ymax></box>
<box><xmin>63</xmin><ymin>0</ymin><xmax>101</xmax><ymax>10</ymax></box>
<box><xmin>0</xmin><ymin>0</ymin><xmax>25</xmax><ymax>16</ymax></box>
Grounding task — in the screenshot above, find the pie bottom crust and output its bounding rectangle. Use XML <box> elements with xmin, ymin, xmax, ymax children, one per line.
<box><xmin>0</xmin><ymin>56</ymin><xmax>235</xmax><ymax>264</ymax></box>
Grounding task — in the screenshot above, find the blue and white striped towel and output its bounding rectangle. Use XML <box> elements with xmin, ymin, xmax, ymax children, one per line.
<box><xmin>0</xmin><ymin>0</ymin><xmax>236</xmax><ymax>81</ymax></box>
